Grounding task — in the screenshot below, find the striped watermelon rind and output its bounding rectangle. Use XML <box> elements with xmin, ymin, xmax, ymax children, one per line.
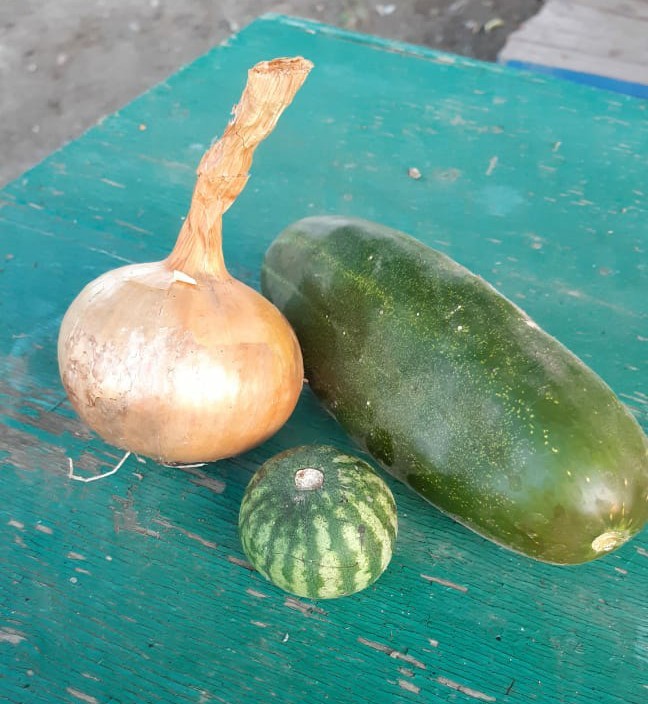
<box><xmin>238</xmin><ymin>445</ymin><xmax>398</xmax><ymax>599</ymax></box>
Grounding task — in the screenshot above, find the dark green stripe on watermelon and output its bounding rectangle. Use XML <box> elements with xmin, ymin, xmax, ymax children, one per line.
<box><xmin>238</xmin><ymin>445</ymin><xmax>397</xmax><ymax>599</ymax></box>
<box><xmin>261</xmin><ymin>216</ymin><xmax>648</xmax><ymax>565</ymax></box>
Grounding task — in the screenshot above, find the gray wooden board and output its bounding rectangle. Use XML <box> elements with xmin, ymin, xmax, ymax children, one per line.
<box><xmin>500</xmin><ymin>0</ymin><xmax>648</xmax><ymax>84</ymax></box>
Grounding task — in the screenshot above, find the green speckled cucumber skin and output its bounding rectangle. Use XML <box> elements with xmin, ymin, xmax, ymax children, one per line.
<box><xmin>261</xmin><ymin>216</ymin><xmax>648</xmax><ymax>564</ymax></box>
<box><xmin>238</xmin><ymin>445</ymin><xmax>397</xmax><ymax>599</ymax></box>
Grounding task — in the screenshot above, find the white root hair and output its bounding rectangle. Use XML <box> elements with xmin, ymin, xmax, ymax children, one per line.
<box><xmin>68</xmin><ymin>451</ymin><xmax>132</xmax><ymax>483</ymax></box>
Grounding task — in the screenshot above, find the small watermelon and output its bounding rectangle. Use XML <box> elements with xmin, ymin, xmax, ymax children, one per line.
<box><xmin>238</xmin><ymin>445</ymin><xmax>398</xmax><ymax>599</ymax></box>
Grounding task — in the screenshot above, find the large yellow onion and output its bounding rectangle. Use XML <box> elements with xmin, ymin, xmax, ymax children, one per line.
<box><xmin>58</xmin><ymin>57</ymin><xmax>312</xmax><ymax>463</ymax></box>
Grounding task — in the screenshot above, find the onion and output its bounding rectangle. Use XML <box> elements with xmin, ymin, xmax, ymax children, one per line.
<box><xmin>58</xmin><ymin>57</ymin><xmax>312</xmax><ymax>464</ymax></box>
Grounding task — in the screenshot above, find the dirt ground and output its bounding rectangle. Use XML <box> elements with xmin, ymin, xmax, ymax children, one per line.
<box><xmin>0</xmin><ymin>1</ymin><xmax>543</xmax><ymax>186</ymax></box>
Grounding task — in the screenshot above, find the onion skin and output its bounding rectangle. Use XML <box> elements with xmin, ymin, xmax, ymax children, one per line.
<box><xmin>58</xmin><ymin>263</ymin><xmax>303</xmax><ymax>463</ymax></box>
<box><xmin>57</xmin><ymin>58</ymin><xmax>311</xmax><ymax>463</ymax></box>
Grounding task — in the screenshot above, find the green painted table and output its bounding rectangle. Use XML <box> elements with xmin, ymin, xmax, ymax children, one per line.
<box><xmin>1</xmin><ymin>14</ymin><xmax>647</xmax><ymax>704</ymax></box>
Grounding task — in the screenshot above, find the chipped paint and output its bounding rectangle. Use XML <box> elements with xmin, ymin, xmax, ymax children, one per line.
<box><xmin>246</xmin><ymin>588</ymin><xmax>269</xmax><ymax>599</ymax></box>
<box><xmin>153</xmin><ymin>518</ymin><xmax>218</xmax><ymax>549</ymax></box>
<box><xmin>227</xmin><ymin>555</ymin><xmax>255</xmax><ymax>570</ymax></box>
<box><xmin>485</xmin><ymin>156</ymin><xmax>499</xmax><ymax>176</ymax></box>
<box><xmin>358</xmin><ymin>637</ymin><xmax>426</xmax><ymax>669</ymax></box>
<box><xmin>111</xmin><ymin>497</ymin><xmax>160</xmax><ymax>539</ymax></box>
<box><xmin>421</xmin><ymin>574</ymin><xmax>468</xmax><ymax>593</ymax></box>
<box><xmin>114</xmin><ymin>219</ymin><xmax>153</xmax><ymax>235</ymax></box>
<box><xmin>177</xmin><ymin>465</ymin><xmax>226</xmax><ymax>494</ymax></box>
<box><xmin>0</xmin><ymin>627</ymin><xmax>26</xmax><ymax>644</ymax></box>
<box><xmin>284</xmin><ymin>597</ymin><xmax>327</xmax><ymax>619</ymax></box>
<box><xmin>66</xmin><ymin>688</ymin><xmax>99</xmax><ymax>704</ymax></box>
<box><xmin>100</xmin><ymin>178</ymin><xmax>126</xmax><ymax>189</ymax></box>
<box><xmin>436</xmin><ymin>676</ymin><xmax>495</xmax><ymax>701</ymax></box>
<box><xmin>398</xmin><ymin>679</ymin><xmax>421</xmax><ymax>694</ymax></box>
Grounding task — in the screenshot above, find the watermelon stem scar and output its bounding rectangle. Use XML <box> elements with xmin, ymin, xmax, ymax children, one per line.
<box><xmin>294</xmin><ymin>467</ymin><xmax>325</xmax><ymax>491</ymax></box>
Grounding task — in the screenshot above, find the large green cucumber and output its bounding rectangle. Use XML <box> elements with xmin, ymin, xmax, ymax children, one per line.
<box><xmin>261</xmin><ymin>216</ymin><xmax>648</xmax><ymax>564</ymax></box>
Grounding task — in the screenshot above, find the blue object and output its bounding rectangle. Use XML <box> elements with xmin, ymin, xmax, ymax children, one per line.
<box><xmin>505</xmin><ymin>59</ymin><xmax>648</xmax><ymax>99</ymax></box>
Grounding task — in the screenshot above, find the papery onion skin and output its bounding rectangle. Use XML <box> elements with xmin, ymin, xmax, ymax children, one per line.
<box><xmin>57</xmin><ymin>57</ymin><xmax>312</xmax><ymax>464</ymax></box>
<box><xmin>58</xmin><ymin>261</ymin><xmax>304</xmax><ymax>463</ymax></box>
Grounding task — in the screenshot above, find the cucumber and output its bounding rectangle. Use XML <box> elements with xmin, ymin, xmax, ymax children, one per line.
<box><xmin>238</xmin><ymin>445</ymin><xmax>397</xmax><ymax>599</ymax></box>
<box><xmin>261</xmin><ymin>216</ymin><xmax>648</xmax><ymax>564</ymax></box>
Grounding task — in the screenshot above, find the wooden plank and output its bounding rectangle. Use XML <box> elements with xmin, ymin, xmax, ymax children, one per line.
<box><xmin>500</xmin><ymin>0</ymin><xmax>648</xmax><ymax>84</ymax></box>
<box><xmin>1</xmin><ymin>13</ymin><xmax>647</xmax><ymax>704</ymax></box>
<box><xmin>503</xmin><ymin>39</ymin><xmax>648</xmax><ymax>84</ymax></box>
<box><xmin>568</xmin><ymin>0</ymin><xmax>648</xmax><ymax>21</ymax></box>
<box><xmin>519</xmin><ymin>3</ymin><xmax>648</xmax><ymax>56</ymax></box>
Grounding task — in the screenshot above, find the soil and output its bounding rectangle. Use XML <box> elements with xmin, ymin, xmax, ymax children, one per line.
<box><xmin>0</xmin><ymin>0</ymin><xmax>543</xmax><ymax>186</ymax></box>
